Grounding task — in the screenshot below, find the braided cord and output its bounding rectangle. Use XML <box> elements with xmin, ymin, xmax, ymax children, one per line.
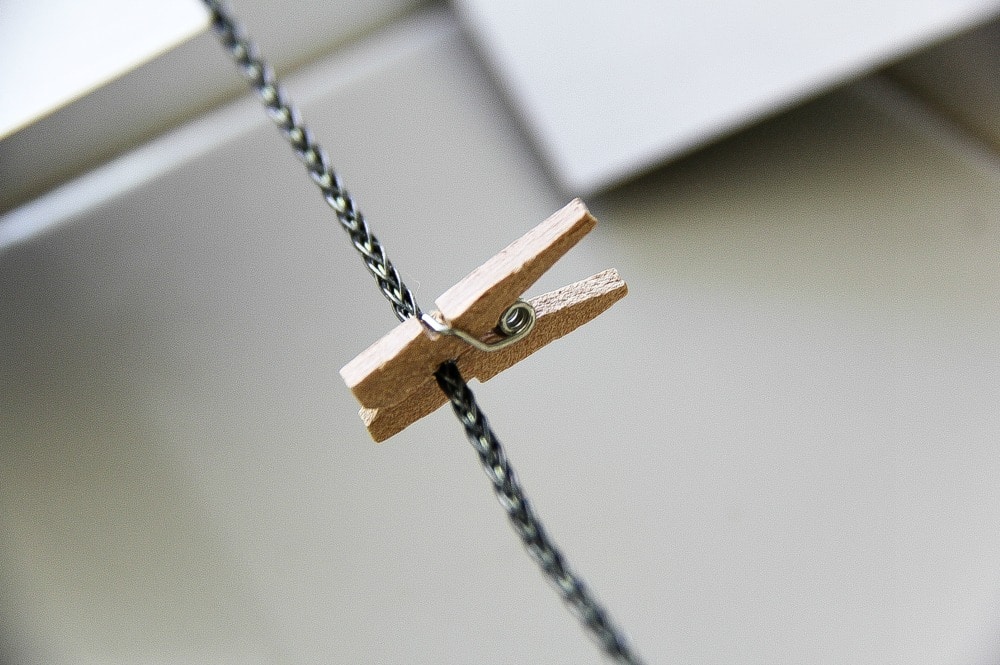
<box><xmin>204</xmin><ymin>0</ymin><xmax>421</xmax><ymax>322</ymax></box>
<box><xmin>203</xmin><ymin>2</ymin><xmax>644</xmax><ymax>661</ymax></box>
<box><xmin>435</xmin><ymin>362</ymin><xmax>644</xmax><ymax>664</ymax></box>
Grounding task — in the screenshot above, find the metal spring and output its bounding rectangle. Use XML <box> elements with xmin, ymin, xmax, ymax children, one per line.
<box><xmin>421</xmin><ymin>300</ymin><xmax>537</xmax><ymax>352</ymax></box>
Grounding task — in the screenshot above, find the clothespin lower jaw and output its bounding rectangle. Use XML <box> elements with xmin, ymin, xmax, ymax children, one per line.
<box><xmin>339</xmin><ymin>199</ymin><xmax>627</xmax><ymax>442</ymax></box>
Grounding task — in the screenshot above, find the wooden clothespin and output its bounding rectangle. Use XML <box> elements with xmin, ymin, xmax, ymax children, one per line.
<box><xmin>340</xmin><ymin>199</ymin><xmax>627</xmax><ymax>442</ymax></box>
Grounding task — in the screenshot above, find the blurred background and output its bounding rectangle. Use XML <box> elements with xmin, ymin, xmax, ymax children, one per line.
<box><xmin>3</xmin><ymin>1</ymin><xmax>1000</xmax><ymax>663</ymax></box>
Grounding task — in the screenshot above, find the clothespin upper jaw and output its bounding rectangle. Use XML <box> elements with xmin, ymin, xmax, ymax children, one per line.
<box><xmin>339</xmin><ymin>198</ymin><xmax>626</xmax><ymax>442</ymax></box>
<box><xmin>434</xmin><ymin>198</ymin><xmax>596</xmax><ymax>334</ymax></box>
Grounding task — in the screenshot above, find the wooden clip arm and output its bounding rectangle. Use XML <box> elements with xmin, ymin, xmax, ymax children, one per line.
<box><xmin>358</xmin><ymin>268</ymin><xmax>627</xmax><ymax>442</ymax></box>
<box><xmin>340</xmin><ymin>199</ymin><xmax>626</xmax><ymax>442</ymax></box>
<box><xmin>435</xmin><ymin>198</ymin><xmax>596</xmax><ymax>333</ymax></box>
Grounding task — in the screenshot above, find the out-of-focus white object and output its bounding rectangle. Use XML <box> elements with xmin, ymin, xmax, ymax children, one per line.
<box><xmin>0</xmin><ymin>0</ymin><xmax>424</xmax><ymax>213</ymax></box>
<box><xmin>454</xmin><ymin>0</ymin><xmax>1000</xmax><ymax>194</ymax></box>
<box><xmin>0</xmin><ymin>0</ymin><xmax>208</xmax><ymax>139</ymax></box>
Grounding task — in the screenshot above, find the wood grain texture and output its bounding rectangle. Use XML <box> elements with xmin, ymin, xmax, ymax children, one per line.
<box><xmin>339</xmin><ymin>200</ymin><xmax>626</xmax><ymax>442</ymax></box>
<box><xmin>339</xmin><ymin>317</ymin><xmax>463</xmax><ymax>410</ymax></box>
<box><xmin>358</xmin><ymin>270</ymin><xmax>626</xmax><ymax>441</ymax></box>
<box><xmin>436</xmin><ymin>198</ymin><xmax>595</xmax><ymax>333</ymax></box>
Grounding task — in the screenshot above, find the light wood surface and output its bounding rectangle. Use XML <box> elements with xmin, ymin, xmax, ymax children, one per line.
<box><xmin>340</xmin><ymin>199</ymin><xmax>627</xmax><ymax>441</ymax></box>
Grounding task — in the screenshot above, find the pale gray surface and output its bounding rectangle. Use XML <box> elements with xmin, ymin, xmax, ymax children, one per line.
<box><xmin>3</xmin><ymin>8</ymin><xmax>1000</xmax><ymax>665</ymax></box>
<box><xmin>891</xmin><ymin>16</ymin><xmax>1000</xmax><ymax>154</ymax></box>
<box><xmin>0</xmin><ymin>0</ymin><xmax>425</xmax><ymax>212</ymax></box>
<box><xmin>0</xmin><ymin>0</ymin><xmax>206</xmax><ymax>138</ymax></box>
<box><xmin>454</xmin><ymin>0</ymin><xmax>1000</xmax><ymax>194</ymax></box>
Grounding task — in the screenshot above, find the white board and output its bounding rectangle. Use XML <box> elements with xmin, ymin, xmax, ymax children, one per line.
<box><xmin>455</xmin><ymin>0</ymin><xmax>1000</xmax><ymax>193</ymax></box>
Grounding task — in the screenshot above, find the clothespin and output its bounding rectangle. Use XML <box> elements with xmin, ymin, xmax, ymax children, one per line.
<box><xmin>340</xmin><ymin>199</ymin><xmax>627</xmax><ymax>442</ymax></box>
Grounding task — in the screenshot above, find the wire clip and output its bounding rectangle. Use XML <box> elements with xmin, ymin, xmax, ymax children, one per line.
<box><xmin>340</xmin><ymin>199</ymin><xmax>628</xmax><ymax>442</ymax></box>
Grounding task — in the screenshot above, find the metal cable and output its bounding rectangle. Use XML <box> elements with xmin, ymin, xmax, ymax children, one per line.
<box><xmin>204</xmin><ymin>0</ymin><xmax>421</xmax><ymax>323</ymax></box>
<box><xmin>203</xmin><ymin>2</ymin><xmax>644</xmax><ymax>661</ymax></box>
<box><xmin>435</xmin><ymin>362</ymin><xmax>644</xmax><ymax>665</ymax></box>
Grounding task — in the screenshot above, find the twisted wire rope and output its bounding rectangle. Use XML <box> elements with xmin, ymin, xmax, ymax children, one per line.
<box><xmin>203</xmin><ymin>3</ymin><xmax>644</xmax><ymax>662</ymax></box>
<box><xmin>205</xmin><ymin>0</ymin><xmax>420</xmax><ymax>322</ymax></box>
<box><xmin>435</xmin><ymin>362</ymin><xmax>645</xmax><ymax>665</ymax></box>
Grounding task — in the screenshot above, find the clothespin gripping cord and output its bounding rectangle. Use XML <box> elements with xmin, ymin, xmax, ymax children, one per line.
<box><xmin>204</xmin><ymin>3</ymin><xmax>644</xmax><ymax>661</ymax></box>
